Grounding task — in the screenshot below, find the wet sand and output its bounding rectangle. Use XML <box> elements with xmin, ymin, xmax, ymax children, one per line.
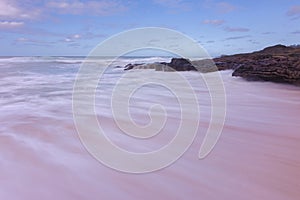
<box><xmin>0</xmin><ymin>70</ymin><xmax>300</xmax><ymax>199</ymax></box>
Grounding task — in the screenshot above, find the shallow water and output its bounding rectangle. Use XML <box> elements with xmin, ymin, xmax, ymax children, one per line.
<box><xmin>0</xmin><ymin>57</ymin><xmax>299</xmax><ymax>199</ymax></box>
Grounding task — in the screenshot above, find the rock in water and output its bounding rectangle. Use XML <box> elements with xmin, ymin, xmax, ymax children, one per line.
<box><xmin>124</xmin><ymin>63</ymin><xmax>144</xmax><ymax>70</ymax></box>
<box><xmin>123</xmin><ymin>58</ymin><xmax>198</xmax><ymax>72</ymax></box>
<box><xmin>166</xmin><ymin>58</ymin><xmax>197</xmax><ymax>71</ymax></box>
<box><xmin>122</xmin><ymin>44</ymin><xmax>300</xmax><ymax>85</ymax></box>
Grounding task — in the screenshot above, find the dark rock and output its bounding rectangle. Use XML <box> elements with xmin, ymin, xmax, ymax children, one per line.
<box><xmin>122</xmin><ymin>44</ymin><xmax>300</xmax><ymax>85</ymax></box>
<box><xmin>124</xmin><ymin>63</ymin><xmax>144</xmax><ymax>70</ymax></box>
<box><xmin>214</xmin><ymin>44</ymin><xmax>300</xmax><ymax>85</ymax></box>
<box><xmin>260</xmin><ymin>44</ymin><xmax>294</xmax><ymax>54</ymax></box>
<box><xmin>123</xmin><ymin>58</ymin><xmax>198</xmax><ymax>72</ymax></box>
<box><xmin>232</xmin><ymin>60</ymin><xmax>300</xmax><ymax>84</ymax></box>
<box><xmin>166</xmin><ymin>58</ymin><xmax>197</xmax><ymax>71</ymax></box>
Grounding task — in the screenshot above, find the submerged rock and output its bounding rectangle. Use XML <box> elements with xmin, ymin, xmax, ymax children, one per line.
<box><xmin>124</xmin><ymin>63</ymin><xmax>144</xmax><ymax>70</ymax></box>
<box><xmin>123</xmin><ymin>58</ymin><xmax>216</xmax><ymax>72</ymax></box>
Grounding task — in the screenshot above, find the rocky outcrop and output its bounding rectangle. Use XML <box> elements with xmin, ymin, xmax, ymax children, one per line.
<box><xmin>123</xmin><ymin>58</ymin><xmax>221</xmax><ymax>72</ymax></box>
<box><xmin>231</xmin><ymin>57</ymin><xmax>300</xmax><ymax>84</ymax></box>
<box><xmin>124</xmin><ymin>58</ymin><xmax>198</xmax><ymax>71</ymax></box>
<box><xmin>122</xmin><ymin>44</ymin><xmax>300</xmax><ymax>85</ymax></box>
<box><xmin>214</xmin><ymin>44</ymin><xmax>300</xmax><ymax>84</ymax></box>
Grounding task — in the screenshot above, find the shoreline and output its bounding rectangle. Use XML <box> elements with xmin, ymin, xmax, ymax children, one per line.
<box><xmin>123</xmin><ymin>44</ymin><xmax>300</xmax><ymax>86</ymax></box>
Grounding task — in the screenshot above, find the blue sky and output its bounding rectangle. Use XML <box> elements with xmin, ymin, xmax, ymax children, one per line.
<box><xmin>0</xmin><ymin>0</ymin><xmax>299</xmax><ymax>56</ymax></box>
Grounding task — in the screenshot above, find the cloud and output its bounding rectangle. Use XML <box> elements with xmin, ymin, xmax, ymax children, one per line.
<box><xmin>203</xmin><ymin>19</ymin><xmax>225</xmax><ymax>25</ymax></box>
<box><xmin>47</xmin><ymin>0</ymin><xmax>128</xmax><ymax>15</ymax></box>
<box><xmin>262</xmin><ymin>31</ymin><xmax>275</xmax><ymax>35</ymax></box>
<box><xmin>216</xmin><ymin>2</ymin><xmax>236</xmax><ymax>13</ymax></box>
<box><xmin>72</xmin><ymin>34</ymin><xmax>81</xmax><ymax>39</ymax></box>
<box><xmin>67</xmin><ymin>42</ymin><xmax>81</xmax><ymax>47</ymax></box>
<box><xmin>14</xmin><ymin>37</ymin><xmax>55</xmax><ymax>47</ymax></box>
<box><xmin>248</xmin><ymin>39</ymin><xmax>259</xmax><ymax>44</ymax></box>
<box><xmin>152</xmin><ymin>0</ymin><xmax>191</xmax><ymax>11</ymax></box>
<box><xmin>153</xmin><ymin>0</ymin><xmax>181</xmax><ymax>6</ymax></box>
<box><xmin>63</xmin><ymin>34</ymin><xmax>82</xmax><ymax>42</ymax></box>
<box><xmin>15</xmin><ymin>37</ymin><xmax>27</xmax><ymax>42</ymax></box>
<box><xmin>64</xmin><ymin>38</ymin><xmax>73</xmax><ymax>42</ymax></box>
<box><xmin>0</xmin><ymin>0</ymin><xmax>41</xmax><ymax>20</ymax></box>
<box><xmin>287</xmin><ymin>5</ymin><xmax>300</xmax><ymax>19</ymax></box>
<box><xmin>224</xmin><ymin>35</ymin><xmax>250</xmax><ymax>40</ymax></box>
<box><xmin>203</xmin><ymin>1</ymin><xmax>237</xmax><ymax>14</ymax></box>
<box><xmin>0</xmin><ymin>0</ymin><xmax>19</xmax><ymax>18</ymax></box>
<box><xmin>62</xmin><ymin>32</ymin><xmax>106</xmax><ymax>43</ymax></box>
<box><xmin>224</xmin><ymin>26</ymin><xmax>249</xmax><ymax>32</ymax></box>
<box><xmin>291</xmin><ymin>30</ymin><xmax>300</xmax><ymax>34</ymax></box>
<box><xmin>0</xmin><ymin>0</ymin><xmax>127</xmax><ymax>22</ymax></box>
<box><xmin>0</xmin><ymin>21</ymin><xmax>24</xmax><ymax>29</ymax></box>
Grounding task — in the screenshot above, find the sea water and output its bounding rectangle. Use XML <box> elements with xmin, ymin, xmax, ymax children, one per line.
<box><xmin>0</xmin><ymin>56</ymin><xmax>300</xmax><ymax>199</ymax></box>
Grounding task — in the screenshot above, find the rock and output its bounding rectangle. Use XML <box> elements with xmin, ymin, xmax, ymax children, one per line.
<box><xmin>232</xmin><ymin>60</ymin><xmax>300</xmax><ymax>84</ymax></box>
<box><xmin>260</xmin><ymin>44</ymin><xmax>294</xmax><ymax>54</ymax></box>
<box><xmin>122</xmin><ymin>44</ymin><xmax>300</xmax><ymax>85</ymax></box>
<box><xmin>191</xmin><ymin>59</ymin><xmax>219</xmax><ymax>73</ymax></box>
<box><xmin>123</xmin><ymin>58</ymin><xmax>198</xmax><ymax>72</ymax></box>
<box><xmin>214</xmin><ymin>44</ymin><xmax>300</xmax><ymax>85</ymax></box>
<box><xmin>166</xmin><ymin>58</ymin><xmax>197</xmax><ymax>71</ymax></box>
<box><xmin>124</xmin><ymin>63</ymin><xmax>144</xmax><ymax>70</ymax></box>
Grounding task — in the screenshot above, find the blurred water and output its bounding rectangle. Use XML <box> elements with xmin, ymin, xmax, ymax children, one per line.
<box><xmin>0</xmin><ymin>57</ymin><xmax>299</xmax><ymax>200</ymax></box>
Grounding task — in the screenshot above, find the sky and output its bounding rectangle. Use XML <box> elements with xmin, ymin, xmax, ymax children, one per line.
<box><xmin>0</xmin><ymin>0</ymin><xmax>299</xmax><ymax>57</ymax></box>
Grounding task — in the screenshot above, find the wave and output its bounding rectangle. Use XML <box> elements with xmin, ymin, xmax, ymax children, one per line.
<box><xmin>0</xmin><ymin>56</ymin><xmax>85</xmax><ymax>64</ymax></box>
<box><xmin>0</xmin><ymin>56</ymin><xmax>172</xmax><ymax>67</ymax></box>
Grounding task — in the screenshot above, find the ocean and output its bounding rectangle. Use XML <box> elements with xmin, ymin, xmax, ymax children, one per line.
<box><xmin>0</xmin><ymin>56</ymin><xmax>300</xmax><ymax>199</ymax></box>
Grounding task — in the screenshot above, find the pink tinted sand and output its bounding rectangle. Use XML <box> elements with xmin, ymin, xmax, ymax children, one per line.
<box><xmin>0</xmin><ymin>72</ymin><xmax>300</xmax><ymax>199</ymax></box>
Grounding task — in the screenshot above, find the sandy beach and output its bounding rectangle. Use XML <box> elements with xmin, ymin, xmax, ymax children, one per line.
<box><xmin>0</xmin><ymin>60</ymin><xmax>299</xmax><ymax>199</ymax></box>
